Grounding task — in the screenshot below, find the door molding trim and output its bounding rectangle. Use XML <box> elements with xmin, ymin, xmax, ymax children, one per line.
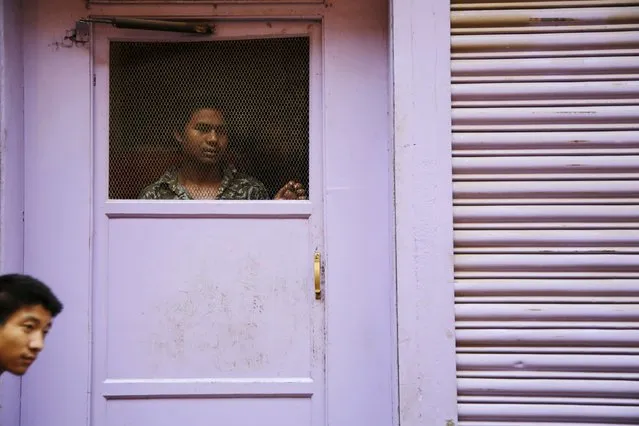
<box><xmin>0</xmin><ymin>0</ymin><xmax>25</xmax><ymax>422</ymax></box>
<box><xmin>391</xmin><ymin>0</ymin><xmax>459</xmax><ymax>424</ymax></box>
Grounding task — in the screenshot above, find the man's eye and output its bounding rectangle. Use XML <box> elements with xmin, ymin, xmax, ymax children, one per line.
<box><xmin>22</xmin><ymin>324</ymin><xmax>35</xmax><ymax>332</ymax></box>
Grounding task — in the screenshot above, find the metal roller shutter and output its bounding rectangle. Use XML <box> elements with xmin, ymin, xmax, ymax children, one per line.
<box><xmin>451</xmin><ymin>1</ymin><xmax>639</xmax><ymax>425</ymax></box>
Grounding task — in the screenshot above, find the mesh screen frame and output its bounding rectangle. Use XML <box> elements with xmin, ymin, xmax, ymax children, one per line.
<box><xmin>108</xmin><ymin>36</ymin><xmax>311</xmax><ymax>200</ymax></box>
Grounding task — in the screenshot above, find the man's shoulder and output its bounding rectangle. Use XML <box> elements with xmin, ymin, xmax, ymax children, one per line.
<box><xmin>138</xmin><ymin>170</ymin><xmax>179</xmax><ymax>199</ymax></box>
<box><xmin>225</xmin><ymin>171</ymin><xmax>269</xmax><ymax>199</ymax></box>
<box><xmin>232</xmin><ymin>172</ymin><xmax>266</xmax><ymax>188</ymax></box>
<box><xmin>138</xmin><ymin>181</ymin><xmax>166</xmax><ymax>199</ymax></box>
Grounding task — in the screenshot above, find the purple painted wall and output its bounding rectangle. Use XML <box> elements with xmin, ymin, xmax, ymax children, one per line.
<box><xmin>0</xmin><ymin>0</ymin><xmax>25</xmax><ymax>423</ymax></box>
<box><xmin>0</xmin><ymin>0</ymin><xmax>464</xmax><ymax>423</ymax></box>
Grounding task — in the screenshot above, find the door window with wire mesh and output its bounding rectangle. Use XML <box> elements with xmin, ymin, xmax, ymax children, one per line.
<box><xmin>92</xmin><ymin>0</ymin><xmax>321</xmax><ymax>3</ymax></box>
<box><xmin>109</xmin><ymin>37</ymin><xmax>309</xmax><ymax>200</ymax></box>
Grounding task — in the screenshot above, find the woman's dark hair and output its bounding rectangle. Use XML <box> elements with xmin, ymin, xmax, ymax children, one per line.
<box><xmin>0</xmin><ymin>274</ymin><xmax>63</xmax><ymax>325</ymax></box>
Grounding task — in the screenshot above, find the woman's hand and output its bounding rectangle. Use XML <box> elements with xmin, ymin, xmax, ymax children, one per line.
<box><xmin>274</xmin><ymin>181</ymin><xmax>307</xmax><ymax>200</ymax></box>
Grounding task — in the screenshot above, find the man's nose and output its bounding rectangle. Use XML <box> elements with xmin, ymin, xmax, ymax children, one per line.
<box><xmin>205</xmin><ymin>130</ymin><xmax>218</xmax><ymax>143</ymax></box>
<box><xmin>28</xmin><ymin>333</ymin><xmax>45</xmax><ymax>352</ymax></box>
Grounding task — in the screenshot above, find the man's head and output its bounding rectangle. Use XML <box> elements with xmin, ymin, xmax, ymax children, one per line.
<box><xmin>171</xmin><ymin>98</ymin><xmax>234</xmax><ymax>166</ymax></box>
<box><xmin>0</xmin><ymin>274</ymin><xmax>63</xmax><ymax>376</ymax></box>
<box><xmin>175</xmin><ymin>107</ymin><xmax>230</xmax><ymax>166</ymax></box>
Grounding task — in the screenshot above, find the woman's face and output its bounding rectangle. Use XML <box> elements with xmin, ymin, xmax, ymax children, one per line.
<box><xmin>176</xmin><ymin>108</ymin><xmax>229</xmax><ymax>165</ymax></box>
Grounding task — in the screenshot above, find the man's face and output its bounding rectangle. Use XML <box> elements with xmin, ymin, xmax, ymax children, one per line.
<box><xmin>0</xmin><ymin>305</ymin><xmax>52</xmax><ymax>375</ymax></box>
<box><xmin>177</xmin><ymin>108</ymin><xmax>229</xmax><ymax>165</ymax></box>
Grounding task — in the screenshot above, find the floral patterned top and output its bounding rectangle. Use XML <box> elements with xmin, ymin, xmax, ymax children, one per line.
<box><xmin>138</xmin><ymin>165</ymin><xmax>269</xmax><ymax>200</ymax></box>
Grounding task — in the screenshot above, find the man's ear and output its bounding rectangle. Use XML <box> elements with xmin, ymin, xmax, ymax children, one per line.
<box><xmin>174</xmin><ymin>130</ymin><xmax>183</xmax><ymax>143</ymax></box>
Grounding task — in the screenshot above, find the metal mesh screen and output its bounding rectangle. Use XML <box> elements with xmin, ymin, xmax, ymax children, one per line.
<box><xmin>108</xmin><ymin>37</ymin><xmax>309</xmax><ymax>200</ymax></box>
<box><xmin>93</xmin><ymin>1</ymin><xmax>321</xmax><ymax>3</ymax></box>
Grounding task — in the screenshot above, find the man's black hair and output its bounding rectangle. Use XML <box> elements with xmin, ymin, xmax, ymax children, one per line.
<box><xmin>0</xmin><ymin>274</ymin><xmax>63</xmax><ymax>325</ymax></box>
<box><xmin>172</xmin><ymin>95</ymin><xmax>229</xmax><ymax>136</ymax></box>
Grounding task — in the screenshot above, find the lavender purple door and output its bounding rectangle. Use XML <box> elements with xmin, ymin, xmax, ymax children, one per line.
<box><xmin>18</xmin><ymin>1</ymin><xmax>396</xmax><ymax>426</ymax></box>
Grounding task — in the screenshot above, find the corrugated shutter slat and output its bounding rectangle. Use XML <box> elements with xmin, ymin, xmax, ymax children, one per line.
<box><xmin>452</xmin><ymin>1</ymin><xmax>639</xmax><ymax>424</ymax></box>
